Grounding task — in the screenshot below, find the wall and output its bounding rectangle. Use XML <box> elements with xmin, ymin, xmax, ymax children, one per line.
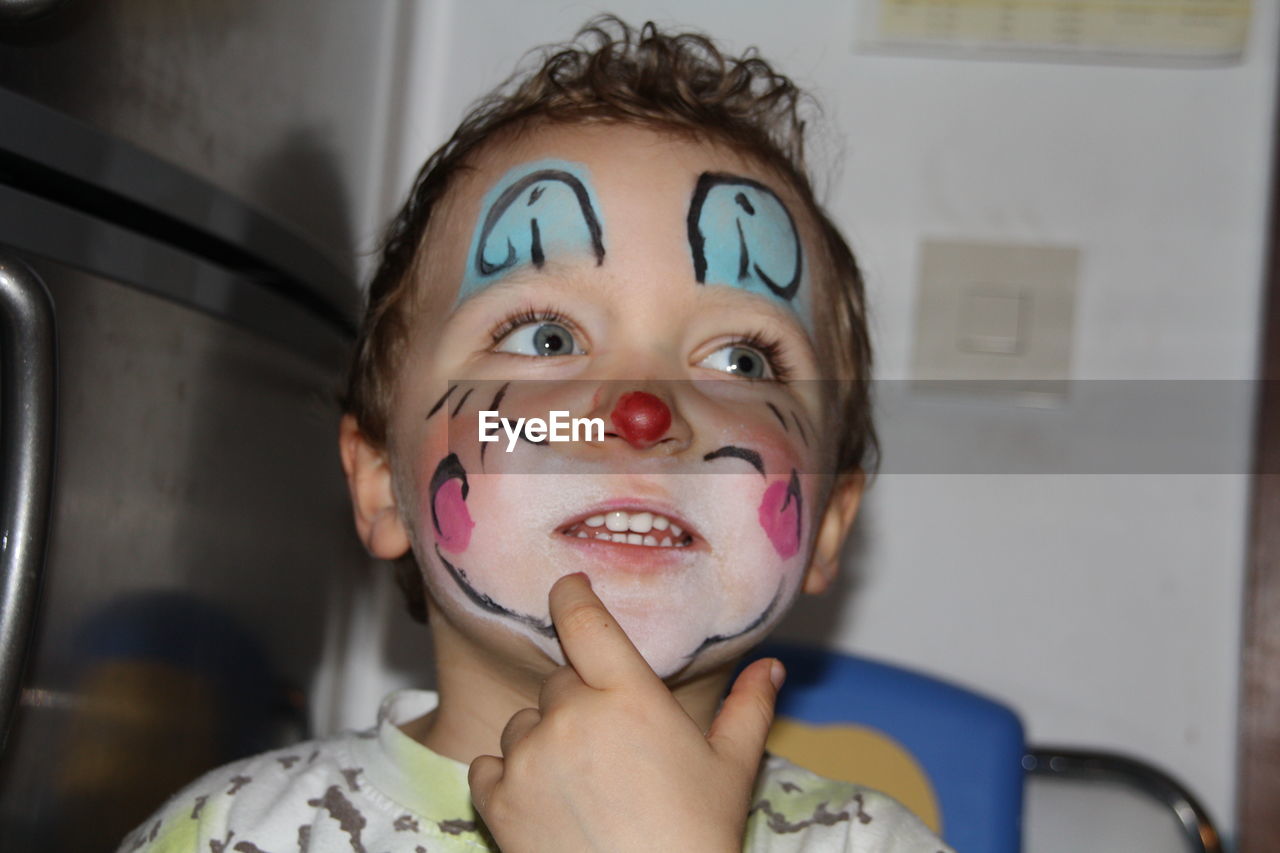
<box><xmin>359</xmin><ymin>0</ymin><xmax>1278</xmax><ymax>844</ymax></box>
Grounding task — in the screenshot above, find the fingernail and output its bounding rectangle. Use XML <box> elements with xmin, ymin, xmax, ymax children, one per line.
<box><xmin>769</xmin><ymin>659</ymin><xmax>786</xmax><ymax>690</ymax></box>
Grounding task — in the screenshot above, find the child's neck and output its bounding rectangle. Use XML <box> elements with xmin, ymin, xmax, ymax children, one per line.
<box><xmin>403</xmin><ymin>604</ymin><xmax>737</xmax><ymax>765</ymax></box>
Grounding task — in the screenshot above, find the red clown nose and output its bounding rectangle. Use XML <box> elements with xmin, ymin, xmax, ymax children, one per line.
<box><xmin>610</xmin><ymin>391</ymin><xmax>672</xmax><ymax>449</ymax></box>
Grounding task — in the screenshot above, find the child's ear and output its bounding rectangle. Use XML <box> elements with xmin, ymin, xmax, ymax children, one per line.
<box><xmin>802</xmin><ymin>469</ymin><xmax>865</xmax><ymax>595</ymax></box>
<box><xmin>339</xmin><ymin>414</ymin><xmax>412</xmax><ymax>560</ymax></box>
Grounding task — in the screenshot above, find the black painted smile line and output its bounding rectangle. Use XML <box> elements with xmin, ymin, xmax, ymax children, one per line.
<box><xmin>684</xmin><ymin>579</ymin><xmax>786</xmax><ymax>660</ymax></box>
<box><xmin>435</xmin><ymin>545</ymin><xmax>556</xmax><ymax>639</ymax></box>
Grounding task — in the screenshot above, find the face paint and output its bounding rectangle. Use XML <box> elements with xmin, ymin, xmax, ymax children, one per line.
<box><xmin>684</xmin><ymin>580</ymin><xmax>785</xmax><ymax>660</ymax></box>
<box><xmin>765</xmin><ymin>402</ymin><xmax>789</xmax><ymax>431</ymax></box>
<box><xmin>450</xmin><ymin>388</ymin><xmax>474</xmax><ymax>418</ymax></box>
<box><xmin>702</xmin><ymin>445</ymin><xmax>765</xmax><ymax>477</ymax></box>
<box><xmin>434</xmin><ymin>546</ymin><xmax>555</xmax><ymax>638</ymax></box>
<box><xmin>426</xmin><ymin>385</ymin><xmax>457</xmax><ymax>420</ymax></box>
<box><xmin>458</xmin><ymin>159</ymin><xmax>606</xmax><ymax>303</ymax></box>
<box><xmin>789</xmin><ymin>410</ymin><xmax>809</xmax><ymax>446</ymax></box>
<box><xmin>427</xmin><ymin>450</ymin><xmax>552</xmax><ymax>633</ymax></box>
<box><xmin>687</xmin><ymin>172</ymin><xmax>809</xmax><ymax>331</ymax></box>
<box><xmin>400</xmin><ymin>127</ymin><xmax>832</xmax><ymax>681</ymax></box>
<box><xmin>429</xmin><ymin>454</ymin><xmax>475</xmax><ymax>552</ymax></box>
<box><xmin>413</xmin><ymin>380</ymin><xmax>816</xmax><ymax>679</ymax></box>
<box><xmin>758</xmin><ymin>470</ymin><xmax>803</xmax><ymax>559</ymax></box>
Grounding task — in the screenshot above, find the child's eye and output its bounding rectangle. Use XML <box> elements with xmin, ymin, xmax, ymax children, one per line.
<box><xmin>698</xmin><ymin>344</ymin><xmax>774</xmax><ymax>379</ymax></box>
<box><xmin>494</xmin><ymin>321</ymin><xmax>583</xmax><ymax>357</ymax></box>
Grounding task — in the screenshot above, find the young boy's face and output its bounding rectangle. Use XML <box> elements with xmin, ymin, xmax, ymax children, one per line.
<box><xmin>358</xmin><ymin>124</ymin><xmax>860</xmax><ymax>681</ymax></box>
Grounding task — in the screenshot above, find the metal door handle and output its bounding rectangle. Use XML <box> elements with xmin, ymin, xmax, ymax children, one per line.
<box><xmin>0</xmin><ymin>250</ymin><xmax>56</xmax><ymax>754</ymax></box>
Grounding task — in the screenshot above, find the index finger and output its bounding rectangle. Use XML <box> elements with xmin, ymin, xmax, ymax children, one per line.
<box><xmin>549</xmin><ymin>573</ymin><xmax>659</xmax><ymax>691</ymax></box>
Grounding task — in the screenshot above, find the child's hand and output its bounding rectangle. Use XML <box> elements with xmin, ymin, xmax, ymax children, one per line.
<box><xmin>468</xmin><ymin>572</ymin><xmax>785</xmax><ymax>853</ymax></box>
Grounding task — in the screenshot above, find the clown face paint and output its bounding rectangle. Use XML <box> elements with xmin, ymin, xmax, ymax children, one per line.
<box><xmin>458</xmin><ymin>159</ymin><xmax>606</xmax><ymax>304</ymax></box>
<box><xmin>687</xmin><ymin>172</ymin><xmax>811</xmax><ymax>333</ymax></box>
<box><xmin>428</xmin><ymin>453</ymin><xmax>475</xmax><ymax>553</ymax></box>
<box><xmin>758</xmin><ymin>470</ymin><xmax>803</xmax><ymax>560</ymax></box>
<box><xmin>415</xmin><ymin>378</ymin><xmax>821</xmax><ymax>679</ymax></box>
<box><xmin>392</xmin><ymin>125</ymin><xmax>834</xmax><ymax>682</ymax></box>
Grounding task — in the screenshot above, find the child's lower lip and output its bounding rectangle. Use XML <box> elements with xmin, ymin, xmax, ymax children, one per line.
<box><xmin>554</xmin><ymin>532</ymin><xmax>701</xmax><ymax>571</ymax></box>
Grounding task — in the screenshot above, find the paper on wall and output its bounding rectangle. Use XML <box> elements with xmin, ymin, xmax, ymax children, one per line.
<box><xmin>855</xmin><ymin>0</ymin><xmax>1251</xmax><ymax>66</ymax></box>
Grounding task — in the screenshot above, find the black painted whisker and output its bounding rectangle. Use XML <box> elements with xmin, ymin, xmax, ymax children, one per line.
<box><xmin>426</xmin><ymin>385</ymin><xmax>457</xmax><ymax>420</ymax></box>
<box><xmin>790</xmin><ymin>410</ymin><xmax>808</xmax><ymax>445</ymax></box>
<box><xmin>489</xmin><ymin>381</ymin><xmax>510</xmax><ymax>413</ymax></box>
<box><xmin>450</xmin><ymin>387</ymin><xmax>474</xmax><ymax>418</ymax></box>
<box><xmin>766</xmin><ymin>402</ymin><xmax>788</xmax><ymax>431</ymax></box>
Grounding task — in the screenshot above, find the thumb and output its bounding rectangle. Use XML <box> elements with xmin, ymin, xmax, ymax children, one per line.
<box><xmin>707</xmin><ymin>657</ymin><xmax>785</xmax><ymax>769</ymax></box>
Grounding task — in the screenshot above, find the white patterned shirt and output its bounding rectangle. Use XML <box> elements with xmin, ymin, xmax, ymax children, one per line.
<box><xmin>120</xmin><ymin>689</ymin><xmax>953</xmax><ymax>853</ymax></box>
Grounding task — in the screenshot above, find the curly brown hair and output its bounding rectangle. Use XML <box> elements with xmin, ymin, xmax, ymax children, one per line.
<box><xmin>343</xmin><ymin>16</ymin><xmax>877</xmax><ymax>621</ymax></box>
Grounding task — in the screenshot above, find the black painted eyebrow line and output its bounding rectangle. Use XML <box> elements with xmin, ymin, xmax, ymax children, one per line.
<box><xmin>475</xmin><ymin>169</ymin><xmax>605</xmax><ymax>276</ymax></box>
<box><xmin>450</xmin><ymin>387</ymin><xmax>474</xmax><ymax>418</ymax></box>
<box><xmin>426</xmin><ymin>385</ymin><xmax>457</xmax><ymax>420</ymax></box>
<box><xmin>703</xmin><ymin>446</ymin><xmax>765</xmax><ymax>477</ymax></box>
<box><xmin>766</xmin><ymin>402</ymin><xmax>789</xmax><ymax>431</ymax></box>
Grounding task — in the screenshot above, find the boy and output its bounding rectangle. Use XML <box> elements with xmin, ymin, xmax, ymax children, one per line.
<box><xmin>121</xmin><ymin>18</ymin><xmax>952</xmax><ymax>853</ymax></box>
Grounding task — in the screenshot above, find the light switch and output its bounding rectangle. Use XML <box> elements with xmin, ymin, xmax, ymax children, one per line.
<box><xmin>911</xmin><ymin>240</ymin><xmax>1078</xmax><ymax>393</ymax></box>
<box><xmin>958</xmin><ymin>284</ymin><xmax>1025</xmax><ymax>355</ymax></box>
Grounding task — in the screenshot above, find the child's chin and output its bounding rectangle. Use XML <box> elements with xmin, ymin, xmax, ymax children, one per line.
<box><xmin>616</xmin><ymin>611</ymin><xmax>751</xmax><ymax>680</ymax></box>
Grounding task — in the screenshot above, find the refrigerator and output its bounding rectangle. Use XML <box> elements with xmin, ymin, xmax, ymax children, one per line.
<box><xmin>0</xmin><ymin>2</ymin><xmax>394</xmax><ymax>849</ymax></box>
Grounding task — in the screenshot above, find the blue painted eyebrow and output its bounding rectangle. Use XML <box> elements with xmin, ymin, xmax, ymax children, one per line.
<box><xmin>458</xmin><ymin>159</ymin><xmax>606</xmax><ymax>304</ymax></box>
<box><xmin>686</xmin><ymin>171</ymin><xmax>811</xmax><ymax>333</ymax></box>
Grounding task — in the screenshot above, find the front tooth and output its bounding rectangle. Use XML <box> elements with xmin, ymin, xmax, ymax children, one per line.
<box><xmin>670</xmin><ymin>523</ymin><xmax>683</xmax><ymax>538</ymax></box>
<box><xmin>661</xmin><ymin>537</ymin><xmax>672</xmax><ymax>547</ymax></box>
<box><xmin>627</xmin><ymin>533</ymin><xmax>643</xmax><ymax>545</ymax></box>
<box><xmin>651</xmin><ymin>516</ymin><xmax>669</xmax><ymax>531</ymax></box>
<box><xmin>643</xmin><ymin>535</ymin><xmax>657</xmax><ymax>546</ymax></box>
<box><xmin>612</xmin><ymin>533</ymin><xmax>628</xmax><ymax>543</ymax></box>
<box><xmin>629</xmin><ymin>512</ymin><xmax>653</xmax><ymax>533</ymax></box>
<box><xmin>595</xmin><ymin>532</ymin><xmax>610</xmax><ymax>541</ymax></box>
<box><xmin>605</xmin><ymin>511</ymin><xmax>629</xmax><ymax>532</ymax></box>
<box><xmin>585</xmin><ymin>515</ymin><xmax>605</xmax><ymax>528</ymax></box>
<box><xmin>577</xmin><ymin>531</ymin><xmax>588</xmax><ymax>538</ymax></box>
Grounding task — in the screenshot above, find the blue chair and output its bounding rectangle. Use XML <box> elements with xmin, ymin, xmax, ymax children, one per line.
<box><xmin>755</xmin><ymin>643</ymin><xmax>1222</xmax><ymax>853</ymax></box>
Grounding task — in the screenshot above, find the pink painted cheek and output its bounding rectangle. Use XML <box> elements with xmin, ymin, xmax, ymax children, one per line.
<box><xmin>433</xmin><ymin>479</ymin><xmax>475</xmax><ymax>553</ymax></box>
<box><xmin>758</xmin><ymin>480</ymin><xmax>801</xmax><ymax>559</ymax></box>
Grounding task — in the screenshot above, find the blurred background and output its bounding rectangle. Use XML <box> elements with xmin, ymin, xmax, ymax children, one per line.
<box><xmin>0</xmin><ymin>1</ymin><xmax>1274</xmax><ymax>851</ymax></box>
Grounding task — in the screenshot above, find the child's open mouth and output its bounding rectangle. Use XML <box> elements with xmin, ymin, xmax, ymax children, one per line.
<box><xmin>559</xmin><ymin>510</ymin><xmax>696</xmax><ymax>548</ymax></box>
